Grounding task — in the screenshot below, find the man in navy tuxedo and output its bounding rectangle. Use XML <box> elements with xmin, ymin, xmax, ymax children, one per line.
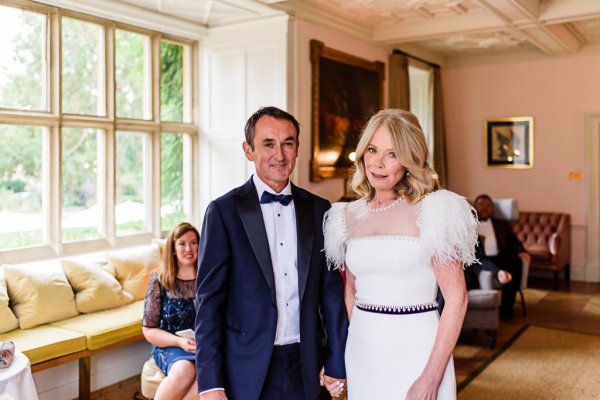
<box><xmin>195</xmin><ymin>106</ymin><xmax>348</xmax><ymax>400</ymax></box>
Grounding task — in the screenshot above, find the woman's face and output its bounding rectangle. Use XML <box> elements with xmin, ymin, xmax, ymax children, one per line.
<box><xmin>174</xmin><ymin>230</ymin><xmax>198</xmax><ymax>268</ymax></box>
<box><xmin>363</xmin><ymin>125</ymin><xmax>406</xmax><ymax>195</ymax></box>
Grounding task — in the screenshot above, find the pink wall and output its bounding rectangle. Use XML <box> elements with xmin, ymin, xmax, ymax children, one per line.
<box><xmin>442</xmin><ymin>54</ymin><xmax>600</xmax><ymax>276</ymax></box>
<box><xmin>294</xmin><ymin>19</ymin><xmax>389</xmax><ymax>201</ymax></box>
<box><xmin>443</xmin><ymin>54</ymin><xmax>600</xmax><ymax>224</ymax></box>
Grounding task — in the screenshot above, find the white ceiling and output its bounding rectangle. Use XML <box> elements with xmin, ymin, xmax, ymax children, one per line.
<box><xmin>115</xmin><ymin>0</ymin><xmax>600</xmax><ymax>58</ymax></box>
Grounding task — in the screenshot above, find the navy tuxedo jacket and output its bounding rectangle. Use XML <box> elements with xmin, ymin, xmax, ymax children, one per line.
<box><xmin>195</xmin><ymin>178</ymin><xmax>348</xmax><ymax>400</ymax></box>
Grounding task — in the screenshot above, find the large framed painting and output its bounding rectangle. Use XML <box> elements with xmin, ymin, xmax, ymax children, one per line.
<box><xmin>485</xmin><ymin>116</ymin><xmax>534</xmax><ymax>168</ymax></box>
<box><xmin>310</xmin><ymin>39</ymin><xmax>385</xmax><ymax>182</ymax></box>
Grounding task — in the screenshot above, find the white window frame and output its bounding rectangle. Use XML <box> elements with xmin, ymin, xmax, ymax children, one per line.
<box><xmin>409</xmin><ymin>62</ymin><xmax>434</xmax><ymax>166</ymax></box>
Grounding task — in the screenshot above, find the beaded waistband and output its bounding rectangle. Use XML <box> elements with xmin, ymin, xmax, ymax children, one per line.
<box><xmin>355</xmin><ymin>300</ymin><xmax>439</xmax><ymax>315</ymax></box>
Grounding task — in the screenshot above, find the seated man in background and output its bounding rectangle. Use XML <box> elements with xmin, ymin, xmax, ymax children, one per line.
<box><xmin>474</xmin><ymin>194</ymin><xmax>531</xmax><ymax>320</ymax></box>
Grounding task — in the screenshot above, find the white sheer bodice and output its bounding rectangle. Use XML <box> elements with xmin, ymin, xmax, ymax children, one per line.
<box><xmin>324</xmin><ymin>189</ymin><xmax>478</xmax><ymax>273</ymax></box>
<box><xmin>345</xmin><ymin>198</ymin><xmax>422</xmax><ymax>238</ymax></box>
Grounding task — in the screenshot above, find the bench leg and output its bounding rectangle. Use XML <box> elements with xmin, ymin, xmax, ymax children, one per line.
<box><xmin>79</xmin><ymin>356</ymin><xmax>91</xmax><ymax>400</ymax></box>
<box><xmin>553</xmin><ymin>271</ymin><xmax>560</xmax><ymax>290</ymax></box>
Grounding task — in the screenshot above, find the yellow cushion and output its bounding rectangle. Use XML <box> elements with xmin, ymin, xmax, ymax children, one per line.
<box><xmin>108</xmin><ymin>244</ymin><xmax>160</xmax><ymax>300</ymax></box>
<box><xmin>61</xmin><ymin>258</ymin><xmax>134</xmax><ymax>313</ymax></box>
<box><xmin>3</xmin><ymin>263</ymin><xmax>79</xmax><ymax>329</ymax></box>
<box><xmin>0</xmin><ymin>324</ymin><xmax>86</xmax><ymax>365</ymax></box>
<box><xmin>101</xmin><ymin>262</ymin><xmax>117</xmax><ymax>276</ymax></box>
<box><xmin>152</xmin><ymin>238</ymin><xmax>166</xmax><ymax>260</ymax></box>
<box><xmin>0</xmin><ymin>268</ymin><xmax>19</xmax><ymax>334</ymax></box>
<box><xmin>51</xmin><ymin>301</ymin><xmax>144</xmax><ymax>350</ymax></box>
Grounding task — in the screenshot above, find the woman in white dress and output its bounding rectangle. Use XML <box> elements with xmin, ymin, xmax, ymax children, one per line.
<box><xmin>324</xmin><ymin>109</ymin><xmax>477</xmax><ymax>400</ymax></box>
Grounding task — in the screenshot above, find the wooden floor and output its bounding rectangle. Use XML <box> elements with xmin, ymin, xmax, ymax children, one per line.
<box><xmin>90</xmin><ymin>277</ymin><xmax>600</xmax><ymax>400</ymax></box>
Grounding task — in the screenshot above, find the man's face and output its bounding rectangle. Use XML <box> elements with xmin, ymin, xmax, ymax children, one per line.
<box><xmin>475</xmin><ymin>197</ymin><xmax>494</xmax><ymax>221</ymax></box>
<box><xmin>242</xmin><ymin>115</ymin><xmax>298</xmax><ymax>193</ymax></box>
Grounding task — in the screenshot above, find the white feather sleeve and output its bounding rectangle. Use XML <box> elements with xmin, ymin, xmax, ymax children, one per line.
<box><xmin>418</xmin><ymin>190</ymin><xmax>479</xmax><ymax>269</ymax></box>
<box><xmin>323</xmin><ymin>202</ymin><xmax>349</xmax><ymax>270</ymax></box>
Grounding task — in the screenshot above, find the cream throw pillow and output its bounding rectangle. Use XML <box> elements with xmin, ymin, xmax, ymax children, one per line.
<box><xmin>0</xmin><ymin>268</ymin><xmax>19</xmax><ymax>333</ymax></box>
<box><xmin>152</xmin><ymin>238</ymin><xmax>166</xmax><ymax>260</ymax></box>
<box><xmin>3</xmin><ymin>263</ymin><xmax>79</xmax><ymax>329</ymax></box>
<box><xmin>108</xmin><ymin>244</ymin><xmax>160</xmax><ymax>300</ymax></box>
<box><xmin>61</xmin><ymin>259</ymin><xmax>134</xmax><ymax>313</ymax></box>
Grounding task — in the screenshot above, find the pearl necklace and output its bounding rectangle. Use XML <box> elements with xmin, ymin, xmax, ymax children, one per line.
<box><xmin>366</xmin><ymin>196</ymin><xmax>404</xmax><ymax>214</ymax></box>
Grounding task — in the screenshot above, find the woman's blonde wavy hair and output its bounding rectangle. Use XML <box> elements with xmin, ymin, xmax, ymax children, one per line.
<box><xmin>350</xmin><ymin>108</ymin><xmax>440</xmax><ymax>203</ymax></box>
<box><xmin>159</xmin><ymin>222</ymin><xmax>199</xmax><ymax>290</ymax></box>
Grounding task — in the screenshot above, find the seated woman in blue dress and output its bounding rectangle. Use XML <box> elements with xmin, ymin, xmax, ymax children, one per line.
<box><xmin>142</xmin><ymin>222</ymin><xmax>199</xmax><ymax>400</ymax></box>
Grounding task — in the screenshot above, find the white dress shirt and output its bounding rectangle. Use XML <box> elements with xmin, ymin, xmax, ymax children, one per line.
<box><xmin>478</xmin><ymin>218</ymin><xmax>499</xmax><ymax>257</ymax></box>
<box><xmin>253</xmin><ymin>175</ymin><xmax>300</xmax><ymax>345</ymax></box>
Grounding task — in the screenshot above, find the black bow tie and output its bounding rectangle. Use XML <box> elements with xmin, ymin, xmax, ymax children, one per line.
<box><xmin>260</xmin><ymin>191</ymin><xmax>293</xmax><ymax>206</ymax></box>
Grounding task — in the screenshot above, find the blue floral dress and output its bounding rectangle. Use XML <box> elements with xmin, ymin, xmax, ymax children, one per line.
<box><xmin>142</xmin><ymin>272</ymin><xmax>196</xmax><ymax>374</ymax></box>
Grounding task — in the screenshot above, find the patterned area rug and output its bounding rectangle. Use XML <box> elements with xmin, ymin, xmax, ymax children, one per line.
<box><xmin>458</xmin><ymin>325</ymin><xmax>600</xmax><ymax>400</ymax></box>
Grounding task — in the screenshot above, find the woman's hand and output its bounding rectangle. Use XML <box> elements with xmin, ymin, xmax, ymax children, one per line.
<box><xmin>405</xmin><ymin>374</ymin><xmax>440</xmax><ymax>400</ymax></box>
<box><xmin>319</xmin><ymin>367</ymin><xmax>346</xmax><ymax>398</ymax></box>
<box><xmin>177</xmin><ymin>337</ymin><xmax>196</xmax><ymax>353</ymax></box>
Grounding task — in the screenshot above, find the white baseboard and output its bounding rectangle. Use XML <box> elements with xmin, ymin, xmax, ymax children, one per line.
<box><xmin>33</xmin><ymin>340</ymin><xmax>151</xmax><ymax>400</ymax></box>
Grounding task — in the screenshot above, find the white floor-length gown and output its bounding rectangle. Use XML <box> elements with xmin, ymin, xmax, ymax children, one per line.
<box><xmin>324</xmin><ymin>190</ymin><xmax>478</xmax><ymax>400</ymax></box>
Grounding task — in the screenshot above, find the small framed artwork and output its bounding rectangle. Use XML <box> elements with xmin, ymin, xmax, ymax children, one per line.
<box><xmin>309</xmin><ymin>39</ymin><xmax>385</xmax><ymax>182</ymax></box>
<box><xmin>485</xmin><ymin>116</ymin><xmax>534</xmax><ymax>168</ymax></box>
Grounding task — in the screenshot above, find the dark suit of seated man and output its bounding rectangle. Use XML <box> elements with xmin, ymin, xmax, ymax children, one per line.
<box><xmin>473</xmin><ymin>194</ymin><xmax>531</xmax><ymax>320</ymax></box>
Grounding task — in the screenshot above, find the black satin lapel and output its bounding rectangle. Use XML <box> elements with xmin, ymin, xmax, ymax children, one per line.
<box><xmin>294</xmin><ymin>191</ymin><xmax>314</xmax><ymax>302</ymax></box>
<box><xmin>235</xmin><ymin>190</ymin><xmax>276</xmax><ymax>301</ymax></box>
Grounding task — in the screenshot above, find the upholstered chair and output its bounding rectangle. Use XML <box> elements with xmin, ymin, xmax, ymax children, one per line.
<box><xmin>462</xmin><ymin>270</ymin><xmax>501</xmax><ymax>348</ymax></box>
<box><xmin>512</xmin><ymin>212</ymin><xmax>570</xmax><ymax>290</ymax></box>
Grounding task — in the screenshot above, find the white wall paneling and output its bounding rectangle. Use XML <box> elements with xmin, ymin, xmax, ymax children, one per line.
<box><xmin>198</xmin><ymin>16</ymin><xmax>290</xmax><ymax>216</ymax></box>
<box><xmin>585</xmin><ymin>113</ymin><xmax>600</xmax><ymax>282</ymax></box>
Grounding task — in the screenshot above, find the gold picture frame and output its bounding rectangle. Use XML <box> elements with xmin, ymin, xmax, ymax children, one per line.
<box><xmin>309</xmin><ymin>40</ymin><xmax>385</xmax><ymax>182</ymax></box>
<box><xmin>485</xmin><ymin>116</ymin><xmax>534</xmax><ymax>169</ymax></box>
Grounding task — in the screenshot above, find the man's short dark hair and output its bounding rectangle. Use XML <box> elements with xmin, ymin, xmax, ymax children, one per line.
<box><xmin>244</xmin><ymin>106</ymin><xmax>300</xmax><ymax>149</ymax></box>
<box><xmin>474</xmin><ymin>194</ymin><xmax>492</xmax><ymax>204</ymax></box>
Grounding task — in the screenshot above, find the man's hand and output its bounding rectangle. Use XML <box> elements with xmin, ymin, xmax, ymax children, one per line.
<box><xmin>320</xmin><ymin>372</ymin><xmax>346</xmax><ymax>398</ymax></box>
<box><xmin>497</xmin><ymin>270</ymin><xmax>512</xmax><ymax>285</ymax></box>
<box><xmin>199</xmin><ymin>390</ymin><xmax>227</xmax><ymax>400</ymax></box>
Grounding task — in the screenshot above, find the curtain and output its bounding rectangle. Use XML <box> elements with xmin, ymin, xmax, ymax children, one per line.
<box><xmin>432</xmin><ymin>66</ymin><xmax>448</xmax><ymax>187</ymax></box>
<box><xmin>388</xmin><ymin>52</ymin><xmax>410</xmax><ymax>110</ymax></box>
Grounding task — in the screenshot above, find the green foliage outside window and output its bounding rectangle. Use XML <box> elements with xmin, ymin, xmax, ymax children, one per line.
<box><xmin>161</xmin><ymin>133</ymin><xmax>185</xmax><ymax>231</ymax></box>
<box><xmin>116</xmin><ymin>30</ymin><xmax>149</xmax><ymax>119</ymax></box>
<box><xmin>0</xmin><ymin>7</ymin><xmax>45</xmax><ymax>110</ymax></box>
<box><xmin>161</xmin><ymin>41</ymin><xmax>184</xmax><ymax>122</ymax></box>
<box><xmin>62</xmin><ymin>128</ymin><xmax>100</xmax><ymax>242</ymax></box>
<box><xmin>62</xmin><ymin>17</ymin><xmax>104</xmax><ymax>116</ymax></box>
<box><xmin>116</xmin><ymin>132</ymin><xmax>145</xmax><ymax>235</ymax></box>
<box><xmin>0</xmin><ymin>125</ymin><xmax>43</xmax><ymax>250</ymax></box>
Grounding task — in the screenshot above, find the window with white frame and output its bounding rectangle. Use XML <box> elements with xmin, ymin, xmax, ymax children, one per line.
<box><xmin>0</xmin><ymin>1</ymin><xmax>197</xmax><ymax>262</ymax></box>
<box><xmin>409</xmin><ymin>63</ymin><xmax>434</xmax><ymax>166</ymax></box>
